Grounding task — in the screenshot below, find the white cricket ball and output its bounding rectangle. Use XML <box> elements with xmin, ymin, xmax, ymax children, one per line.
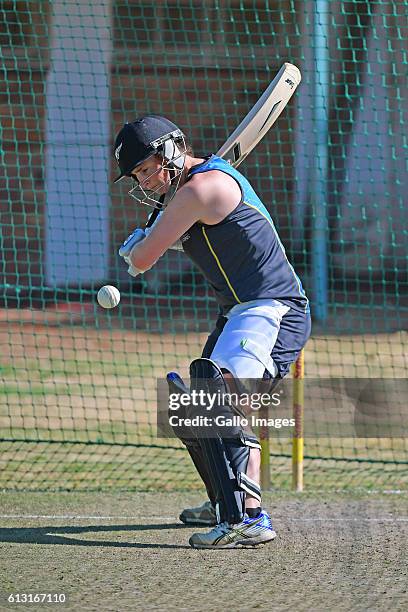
<box><xmin>97</xmin><ymin>285</ymin><xmax>121</xmax><ymax>309</ymax></box>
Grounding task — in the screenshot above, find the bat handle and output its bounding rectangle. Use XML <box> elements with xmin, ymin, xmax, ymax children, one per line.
<box><xmin>145</xmin><ymin>195</ymin><xmax>165</xmax><ymax>229</ymax></box>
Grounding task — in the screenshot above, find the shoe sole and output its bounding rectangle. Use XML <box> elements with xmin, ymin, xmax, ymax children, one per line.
<box><xmin>189</xmin><ymin>530</ymin><xmax>277</xmax><ymax>549</ymax></box>
<box><xmin>179</xmin><ymin>514</ymin><xmax>216</xmax><ymax>527</ymax></box>
<box><xmin>180</xmin><ymin>519</ymin><xmax>217</xmax><ymax>526</ymax></box>
<box><xmin>239</xmin><ymin>531</ymin><xmax>277</xmax><ymax>547</ymax></box>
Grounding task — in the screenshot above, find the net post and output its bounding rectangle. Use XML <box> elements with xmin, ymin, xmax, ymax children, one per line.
<box><xmin>259</xmin><ymin>403</ymin><xmax>271</xmax><ymax>490</ymax></box>
<box><xmin>292</xmin><ymin>350</ymin><xmax>304</xmax><ymax>492</ymax></box>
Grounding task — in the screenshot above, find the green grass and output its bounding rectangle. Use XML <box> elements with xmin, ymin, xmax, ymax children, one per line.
<box><xmin>1</xmin><ymin>439</ymin><xmax>406</xmax><ymax>492</ymax></box>
<box><xmin>1</xmin><ymin>325</ymin><xmax>407</xmax><ymax>493</ymax></box>
<box><xmin>0</xmin><ymin>358</ymin><xmax>154</xmax><ymax>382</ymax></box>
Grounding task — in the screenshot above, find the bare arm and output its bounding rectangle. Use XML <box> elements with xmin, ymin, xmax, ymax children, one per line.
<box><xmin>128</xmin><ymin>182</ymin><xmax>202</xmax><ymax>272</ymax></box>
<box><xmin>128</xmin><ymin>170</ymin><xmax>241</xmax><ymax>272</ymax></box>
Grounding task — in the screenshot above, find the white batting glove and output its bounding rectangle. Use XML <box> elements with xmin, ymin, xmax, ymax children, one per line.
<box><xmin>119</xmin><ymin>228</ymin><xmax>146</xmax><ymax>277</ymax></box>
<box><xmin>119</xmin><ymin>228</ymin><xmax>146</xmax><ymax>258</ymax></box>
<box><xmin>125</xmin><ymin>258</ymin><xmax>142</xmax><ymax>277</ymax></box>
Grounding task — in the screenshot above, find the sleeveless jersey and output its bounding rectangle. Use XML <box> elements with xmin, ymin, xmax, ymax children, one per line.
<box><xmin>180</xmin><ymin>155</ymin><xmax>309</xmax><ymax>315</ymax></box>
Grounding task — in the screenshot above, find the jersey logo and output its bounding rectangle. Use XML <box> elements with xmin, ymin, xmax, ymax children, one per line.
<box><xmin>115</xmin><ymin>142</ymin><xmax>123</xmax><ymax>162</ymax></box>
<box><xmin>181</xmin><ymin>232</ymin><xmax>190</xmax><ymax>243</ymax></box>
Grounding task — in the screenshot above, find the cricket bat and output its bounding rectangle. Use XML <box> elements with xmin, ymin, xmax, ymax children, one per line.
<box><xmin>217</xmin><ymin>62</ymin><xmax>301</xmax><ymax>166</ymax></box>
<box><xmin>146</xmin><ymin>62</ymin><xmax>301</xmax><ymax>228</ymax></box>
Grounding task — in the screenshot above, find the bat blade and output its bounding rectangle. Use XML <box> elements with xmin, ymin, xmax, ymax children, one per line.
<box><xmin>146</xmin><ymin>63</ymin><xmax>300</xmax><ymax>228</ymax></box>
<box><xmin>216</xmin><ymin>62</ymin><xmax>301</xmax><ymax>167</ymax></box>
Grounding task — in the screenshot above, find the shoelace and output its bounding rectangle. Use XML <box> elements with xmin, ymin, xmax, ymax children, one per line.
<box><xmin>210</xmin><ymin>521</ymin><xmax>230</xmax><ymax>535</ymax></box>
<box><xmin>211</xmin><ymin>514</ymin><xmax>266</xmax><ymax>534</ymax></box>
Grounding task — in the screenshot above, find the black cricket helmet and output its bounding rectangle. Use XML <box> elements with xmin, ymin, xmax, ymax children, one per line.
<box><xmin>113</xmin><ymin>115</ymin><xmax>185</xmax><ymax>183</ymax></box>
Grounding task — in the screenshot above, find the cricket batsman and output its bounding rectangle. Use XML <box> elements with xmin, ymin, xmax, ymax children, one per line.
<box><xmin>114</xmin><ymin>115</ymin><xmax>311</xmax><ymax>548</ymax></box>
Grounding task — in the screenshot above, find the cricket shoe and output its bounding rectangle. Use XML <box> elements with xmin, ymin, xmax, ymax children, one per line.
<box><xmin>179</xmin><ymin>500</ymin><xmax>217</xmax><ymax>526</ymax></box>
<box><xmin>189</xmin><ymin>511</ymin><xmax>276</xmax><ymax>549</ymax></box>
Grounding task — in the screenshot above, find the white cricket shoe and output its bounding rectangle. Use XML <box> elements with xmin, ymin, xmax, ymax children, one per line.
<box><xmin>189</xmin><ymin>511</ymin><xmax>276</xmax><ymax>549</ymax></box>
<box><xmin>179</xmin><ymin>500</ymin><xmax>217</xmax><ymax>526</ymax></box>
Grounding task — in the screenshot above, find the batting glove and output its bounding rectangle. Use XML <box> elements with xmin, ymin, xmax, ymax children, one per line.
<box><xmin>119</xmin><ymin>228</ymin><xmax>146</xmax><ymax>277</ymax></box>
<box><xmin>119</xmin><ymin>228</ymin><xmax>146</xmax><ymax>258</ymax></box>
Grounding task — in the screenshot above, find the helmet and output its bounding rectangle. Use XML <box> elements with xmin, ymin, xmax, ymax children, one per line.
<box><xmin>113</xmin><ymin>115</ymin><xmax>185</xmax><ymax>183</ymax></box>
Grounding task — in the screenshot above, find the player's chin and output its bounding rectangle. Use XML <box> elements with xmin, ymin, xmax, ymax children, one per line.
<box><xmin>155</xmin><ymin>183</ymin><xmax>169</xmax><ymax>196</ymax></box>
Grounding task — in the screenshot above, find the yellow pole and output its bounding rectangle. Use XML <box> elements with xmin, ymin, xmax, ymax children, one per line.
<box><xmin>292</xmin><ymin>350</ymin><xmax>304</xmax><ymax>491</ymax></box>
<box><xmin>259</xmin><ymin>403</ymin><xmax>271</xmax><ymax>489</ymax></box>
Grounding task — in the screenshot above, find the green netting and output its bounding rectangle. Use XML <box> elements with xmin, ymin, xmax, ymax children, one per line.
<box><xmin>1</xmin><ymin>0</ymin><xmax>407</xmax><ymax>492</ymax></box>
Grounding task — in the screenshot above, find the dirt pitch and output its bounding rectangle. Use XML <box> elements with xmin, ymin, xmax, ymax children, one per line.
<box><xmin>1</xmin><ymin>491</ymin><xmax>407</xmax><ymax>612</ymax></box>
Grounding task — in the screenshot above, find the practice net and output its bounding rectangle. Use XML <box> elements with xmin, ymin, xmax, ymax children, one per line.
<box><xmin>1</xmin><ymin>0</ymin><xmax>407</xmax><ymax>491</ymax></box>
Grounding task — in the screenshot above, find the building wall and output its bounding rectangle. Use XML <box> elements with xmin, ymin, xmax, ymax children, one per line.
<box><xmin>1</xmin><ymin>1</ymin><xmax>406</xmax><ymax>300</ymax></box>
